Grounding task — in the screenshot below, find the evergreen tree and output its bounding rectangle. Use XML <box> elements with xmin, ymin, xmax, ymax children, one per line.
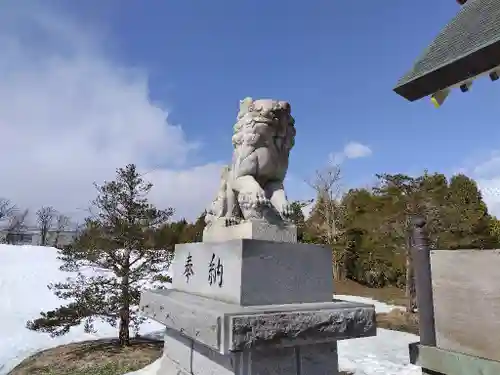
<box><xmin>373</xmin><ymin>173</ymin><xmax>429</xmax><ymax>311</ymax></box>
<box><xmin>296</xmin><ymin>167</ymin><xmax>499</xmax><ymax>289</ymax></box>
<box><xmin>27</xmin><ymin>164</ymin><xmax>174</xmax><ymax>346</ymax></box>
<box><xmin>288</xmin><ymin>199</ymin><xmax>312</xmax><ymax>242</ymax></box>
<box><xmin>154</xmin><ymin>216</ymin><xmax>198</xmax><ymax>250</ymax></box>
<box><xmin>189</xmin><ymin>211</ymin><xmax>207</xmax><ymax>242</ymax></box>
<box><xmin>342</xmin><ymin>188</ymin><xmax>394</xmax><ymax>286</ymax></box>
<box><xmin>489</xmin><ymin>216</ymin><xmax>500</xmax><ymax>247</ymax></box>
<box><xmin>442</xmin><ymin>174</ymin><xmax>496</xmax><ymax>249</ymax></box>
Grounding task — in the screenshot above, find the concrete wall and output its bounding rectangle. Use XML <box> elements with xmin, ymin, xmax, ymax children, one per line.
<box><xmin>430</xmin><ymin>249</ymin><xmax>500</xmax><ymax>361</ymax></box>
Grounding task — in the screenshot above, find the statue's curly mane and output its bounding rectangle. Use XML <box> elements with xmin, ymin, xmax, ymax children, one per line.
<box><xmin>230</xmin><ymin>98</ymin><xmax>295</xmax><ymax>163</ymax></box>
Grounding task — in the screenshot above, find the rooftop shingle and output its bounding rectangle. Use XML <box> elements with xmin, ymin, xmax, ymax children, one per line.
<box><xmin>394</xmin><ymin>0</ymin><xmax>500</xmax><ymax>101</ymax></box>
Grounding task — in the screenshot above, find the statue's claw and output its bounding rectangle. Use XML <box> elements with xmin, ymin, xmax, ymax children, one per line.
<box><xmin>254</xmin><ymin>191</ymin><xmax>271</xmax><ymax>207</ymax></box>
<box><xmin>279</xmin><ymin>202</ymin><xmax>293</xmax><ymax>221</ymax></box>
<box><xmin>224</xmin><ymin>216</ymin><xmax>239</xmax><ymax>226</ymax></box>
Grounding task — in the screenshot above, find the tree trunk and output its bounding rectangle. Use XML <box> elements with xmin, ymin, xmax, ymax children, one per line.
<box><xmin>332</xmin><ymin>248</ymin><xmax>345</xmax><ymax>281</ymax></box>
<box><xmin>118</xmin><ymin>309</ymin><xmax>130</xmax><ymax>346</ymax></box>
<box><xmin>118</xmin><ymin>271</ymin><xmax>130</xmax><ymax>346</ymax></box>
<box><xmin>41</xmin><ymin>229</ymin><xmax>47</xmax><ymax>246</ymax></box>
<box><xmin>333</xmin><ymin>262</ymin><xmax>344</xmax><ymax>281</ymax></box>
<box><xmin>118</xmin><ymin>276</ymin><xmax>130</xmax><ymax>346</ymax></box>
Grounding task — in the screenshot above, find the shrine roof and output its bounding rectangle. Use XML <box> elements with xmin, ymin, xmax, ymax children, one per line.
<box><xmin>394</xmin><ymin>0</ymin><xmax>500</xmax><ymax>101</ymax></box>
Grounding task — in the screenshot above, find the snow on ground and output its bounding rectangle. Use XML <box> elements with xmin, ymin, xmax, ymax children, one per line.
<box><xmin>339</xmin><ymin>329</ymin><xmax>420</xmax><ymax>375</ymax></box>
<box><xmin>0</xmin><ymin>244</ymin><xmax>420</xmax><ymax>375</ymax></box>
<box><xmin>335</xmin><ymin>294</ymin><xmax>405</xmax><ymax>314</ymax></box>
<box><xmin>333</xmin><ymin>294</ymin><xmax>419</xmax><ymax>374</ymax></box>
<box><xmin>125</xmin><ymin>360</ymin><xmax>161</xmax><ymax>375</ymax></box>
<box><xmin>0</xmin><ymin>245</ymin><xmax>164</xmax><ymax>375</ymax></box>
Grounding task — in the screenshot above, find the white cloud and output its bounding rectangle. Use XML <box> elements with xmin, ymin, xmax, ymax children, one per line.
<box><xmin>0</xmin><ymin>3</ymin><xmax>223</xmax><ymax>223</ymax></box>
<box><xmin>476</xmin><ymin>178</ymin><xmax>500</xmax><ymax>217</ymax></box>
<box><xmin>473</xmin><ymin>152</ymin><xmax>500</xmax><ymax>179</ymax></box>
<box><xmin>460</xmin><ymin>151</ymin><xmax>500</xmax><ymax>217</ymax></box>
<box><xmin>343</xmin><ymin>142</ymin><xmax>373</xmax><ymax>159</ymax></box>
<box><xmin>329</xmin><ymin>141</ymin><xmax>372</xmax><ymax>165</ymax></box>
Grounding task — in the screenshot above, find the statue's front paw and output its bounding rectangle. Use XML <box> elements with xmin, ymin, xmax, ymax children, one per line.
<box><xmin>224</xmin><ymin>216</ymin><xmax>240</xmax><ymax>226</ymax></box>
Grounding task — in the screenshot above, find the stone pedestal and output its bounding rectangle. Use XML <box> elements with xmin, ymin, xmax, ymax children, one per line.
<box><xmin>202</xmin><ymin>219</ymin><xmax>297</xmax><ymax>243</ymax></box>
<box><xmin>140</xmin><ymin>222</ymin><xmax>377</xmax><ymax>375</ymax></box>
<box><xmin>170</xmin><ymin>239</ymin><xmax>333</xmax><ymax>305</ymax></box>
<box><xmin>160</xmin><ymin>327</ymin><xmax>339</xmax><ymax>375</ymax></box>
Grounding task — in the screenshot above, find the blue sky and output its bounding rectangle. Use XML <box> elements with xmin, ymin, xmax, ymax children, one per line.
<box><xmin>59</xmin><ymin>0</ymin><xmax>499</xmax><ymax>177</ymax></box>
<box><xmin>2</xmin><ymin>0</ymin><xmax>500</xmax><ymax>220</ymax></box>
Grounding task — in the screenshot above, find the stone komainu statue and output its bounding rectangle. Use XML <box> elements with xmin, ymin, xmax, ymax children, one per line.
<box><xmin>205</xmin><ymin>97</ymin><xmax>296</xmax><ymax>229</ymax></box>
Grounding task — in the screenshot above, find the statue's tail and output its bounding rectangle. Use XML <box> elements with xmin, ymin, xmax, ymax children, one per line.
<box><xmin>220</xmin><ymin>165</ymin><xmax>230</xmax><ymax>184</ymax></box>
<box><xmin>205</xmin><ymin>166</ymin><xmax>231</xmax><ymax>225</ymax></box>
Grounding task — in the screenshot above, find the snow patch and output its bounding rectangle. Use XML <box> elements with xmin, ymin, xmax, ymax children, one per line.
<box><xmin>125</xmin><ymin>359</ymin><xmax>162</xmax><ymax>375</ymax></box>
<box><xmin>335</xmin><ymin>294</ymin><xmax>405</xmax><ymax>314</ymax></box>
<box><xmin>0</xmin><ymin>245</ymin><xmax>164</xmax><ymax>374</ymax></box>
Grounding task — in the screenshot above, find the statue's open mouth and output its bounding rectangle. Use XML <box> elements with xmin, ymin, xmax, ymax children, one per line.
<box><xmin>253</xmin><ymin>115</ymin><xmax>275</xmax><ymax>125</ymax></box>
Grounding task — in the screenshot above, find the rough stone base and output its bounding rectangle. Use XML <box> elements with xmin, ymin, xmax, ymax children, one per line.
<box><xmin>140</xmin><ymin>289</ymin><xmax>377</xmax><ymax>354</ymax></box>
<box><xmin>202</xmin><ymin>219</ymin><xmax>297</xmax><ymax>243</ymax></box>
<box><xmin>158</xmin><ymin>328</ymin><xmax>339</xmax><ymax>375</ymax></box>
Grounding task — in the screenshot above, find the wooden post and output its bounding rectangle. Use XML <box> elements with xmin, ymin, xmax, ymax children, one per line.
<box><xmin>411</xmin><ymin>216</ymin><xmax>436</xmax><ymax>347</ymax></box>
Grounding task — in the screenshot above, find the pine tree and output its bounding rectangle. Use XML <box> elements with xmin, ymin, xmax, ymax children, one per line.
<box><xmin>442</xmin><ymin>174</ymin><xmax>496</xmax><ymax>249</ymax></box>
<box><xmin>191</xmin><ymin>211</ymin><xmax>207</xmax><ymax>242</ymax></box>
<box><xmin>288</xmin><ymin>200</ymin><xmax>312</xmax><ymax>242</ymax></box>
<box><xmin>27</xmin><ymin>164</ymin><xmax>174</xmax><ymax>346</ymax></box>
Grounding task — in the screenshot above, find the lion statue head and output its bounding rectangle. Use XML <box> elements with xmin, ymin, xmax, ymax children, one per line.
<box><xmin>231</xmin><ymin>97</ymin><xmax>296</xmax><ymax>161</ymax></box>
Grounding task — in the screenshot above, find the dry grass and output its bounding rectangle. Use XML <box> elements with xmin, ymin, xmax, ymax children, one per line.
<box><xmin>335</xmin><ymin>279</ymin><xmax>407</xmax><ymax>306</ymax></box>
<box><xmin>8</xmin><ymin>338</ymin><xmax>354</xmax><ymax>375</ymax></box>
<box><xmin>335</xmin><ymin>279</ymin><xmax>419</xmax><ymax>335</ymax></box>
<box><xmin>376</xmin><ymin>308</ymin><xmax>419</xmax><ymax>335</ymax></box>
<box><xmin>8</xmin><ymin>338</ymin><xmax>163</xmax><ymax>375</ymax></box>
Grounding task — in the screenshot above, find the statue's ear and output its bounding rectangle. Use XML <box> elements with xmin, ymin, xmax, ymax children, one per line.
<box><xmin>279</xmin><ymin>101</ymin><xmax>291</xmax><ymax>114</ymax></box>
<box><xmin>238</xmin><ymin>97</ymin><xmax>253</xmax><ymax>117</ymax></box>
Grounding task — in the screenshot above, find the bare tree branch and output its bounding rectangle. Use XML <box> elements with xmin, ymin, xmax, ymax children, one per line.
<box><xmin>0</xmin><ymin>198</ymin><xmax>16</xmax><ymax>222</ymax></box>
<box><xmin>53</xmin><ymin>214</ymin><xmax>70</xmax><ymax>248</ymax></box>
<box><xmin>5</xmin><ymin>209</ymin><xmax>29</xmax><ymax>244</ymax></box>
<box><xmin>36</xmin><ymin>206</ymin><xmax>57</xmax><ymax>246</ymax></box>
<box><xmin>306</xmin><ymin>163</ymin><xmax>344</xmax><ymax>243</ymax></box>
<box><xmin>306</xmin><ymin>163</ymin><xmax>347</xmax><ymax>280</ymax></box>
